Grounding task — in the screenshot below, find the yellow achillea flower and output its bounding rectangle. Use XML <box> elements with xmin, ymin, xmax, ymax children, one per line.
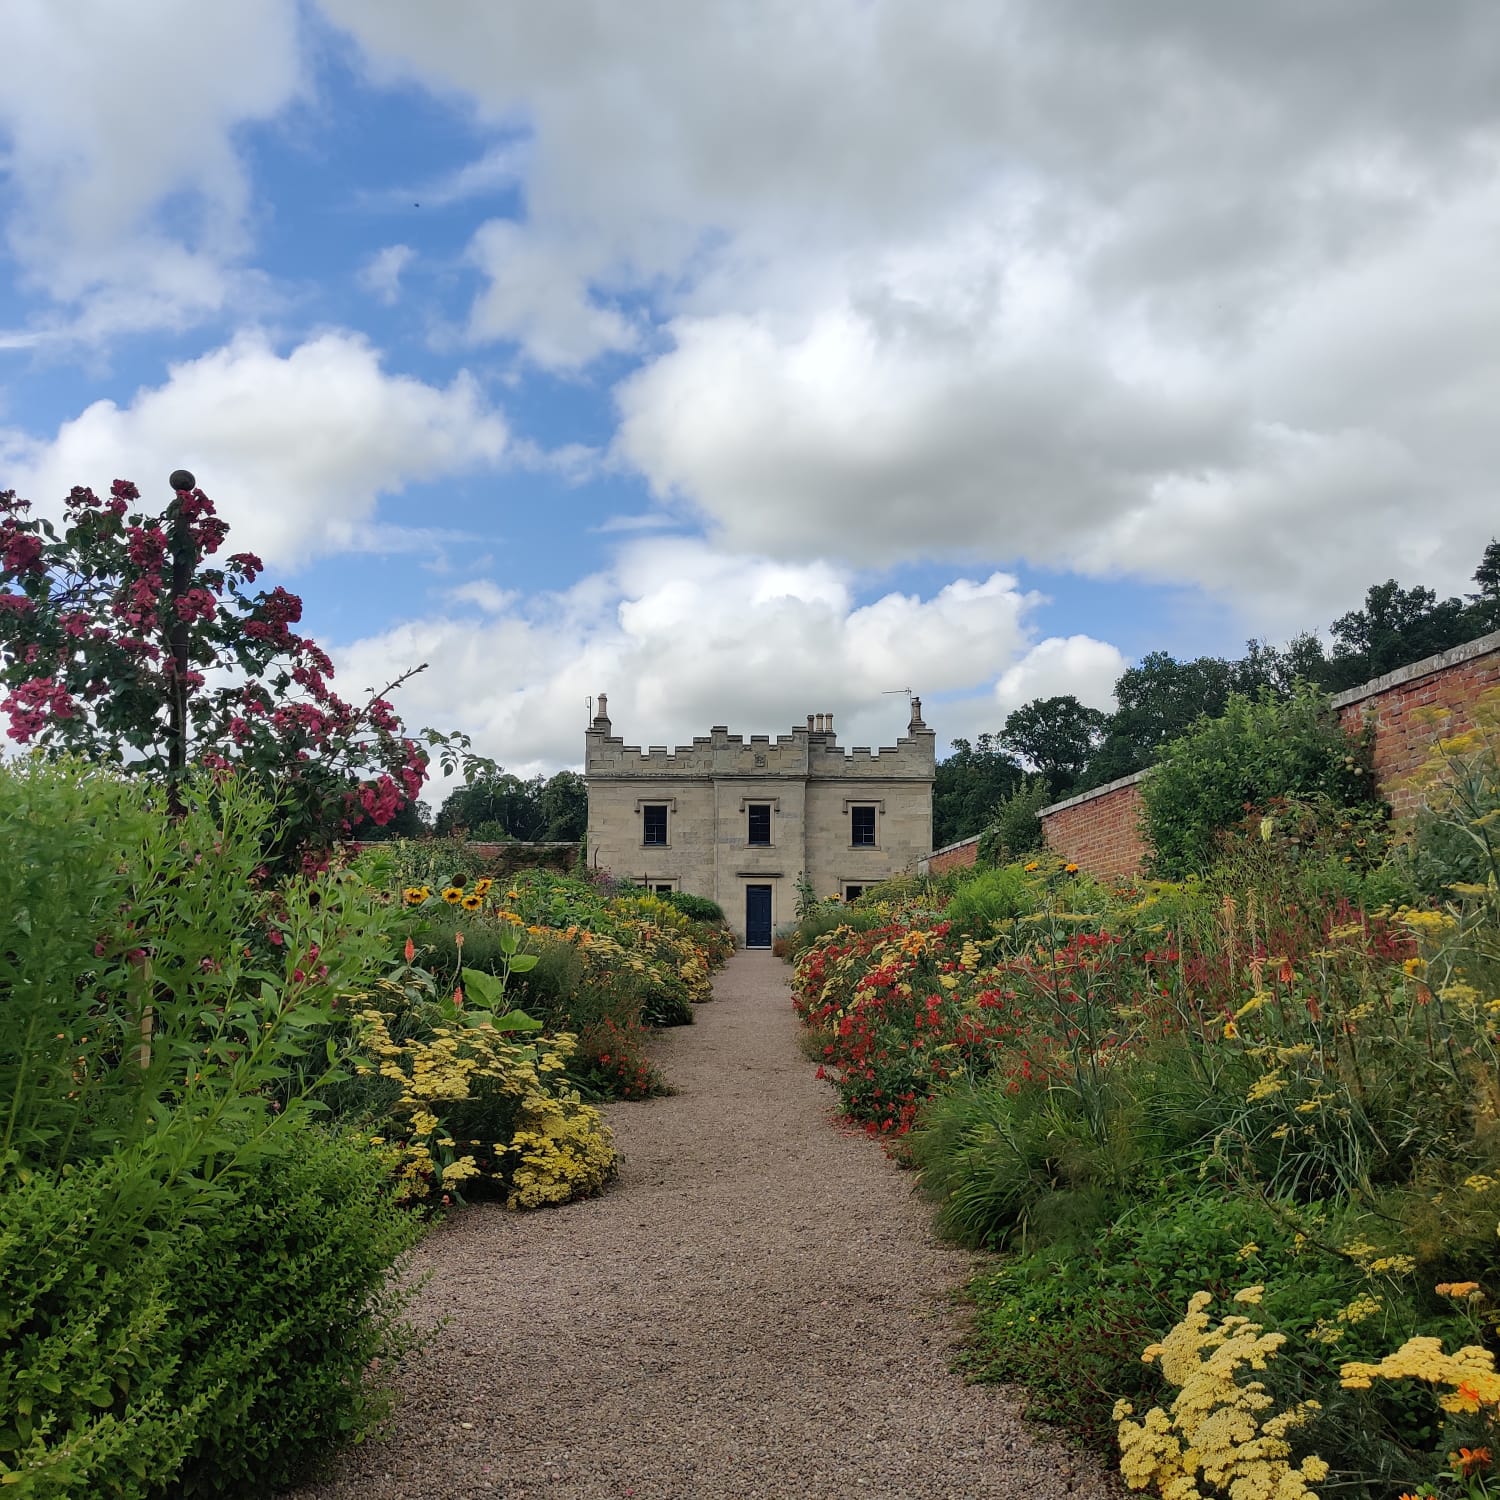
<box><xmin>1116</xmin><ymin>1291</ymin><xmax>1329</xmax><ymax>1498</ymax></box>
<box><xmin>441</xmin><ymin>886</ymin><xmax>464</xmax><ymax>905</ymax></box>
<box><xmin>1342</xmin><ymin>1336</ymin><xmax>1500</xmax><ymax>1414</ymax></box>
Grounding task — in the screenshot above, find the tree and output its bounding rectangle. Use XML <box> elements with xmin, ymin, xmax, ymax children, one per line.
<box><xmin>0</xmin><ymin>478</ymin><xmax>483</xmax><ymax>865</ymax></box>
<box><xmin>436</xmin><ymin>770</ymin><xmax>546</xmax><ymax>839</ymax></box>
<box><xmin>1468</xmin><ymin>538</ymin><xmax>1500</xmax><ymax>633</ymax></box>
<box><xmin>1084</xmin><ymin>653</ymin><xmax>1238</xmax><ymax>789</ymax></box>
<box><xmin>932</xmin><ymin>734</ymin><xmax>1024</xmax><ymax>846</ymax></box>
<box><xmin>538</xmin><ymin>770</ymin><xmax>588</xmax><ymax>841</ymax></box>
<box><xmin>1000</xmin><ymin>695</ymin><xmax>1108</xmax><ymax>797</ymax></box>
<box><xmin>1325</xmin><ymin>579</ymin><xmax>1472</xmax><ymax>690</ymax></box>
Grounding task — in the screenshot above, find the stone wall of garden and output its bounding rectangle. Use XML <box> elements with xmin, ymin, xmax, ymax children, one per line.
<box><xmin>1038</xmin><ymin>627</ymin><xmax>1500</xmax><ymax>880</ymax></box>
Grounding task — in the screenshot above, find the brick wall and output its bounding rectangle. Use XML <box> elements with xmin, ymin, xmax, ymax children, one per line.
<box><xmin>1040</xmin><ymin>773</ymin><xmax>1150</xmax><ymax>881</ymax></box>
<box><xmin>1332</xmin><ymin>631</ymin><xmax>1500</xmax><ymax>823</ymax></box>
<box><xmin>1035</xmin><ymin>629</ymin><xmax>1500</xmax><ymax>881</ymax></box>
<box><xmin>921</xmin><ymin>834</ymin><xmax>981</xmax><ymax>875</ymax></box>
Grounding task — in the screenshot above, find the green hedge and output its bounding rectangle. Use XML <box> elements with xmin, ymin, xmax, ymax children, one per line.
<box><xmin>0</xmin><ymin>1130</ymin><xmax>420</xmax><ymax>1498</ymax></box>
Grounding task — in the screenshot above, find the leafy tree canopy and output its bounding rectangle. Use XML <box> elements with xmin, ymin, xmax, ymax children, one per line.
<box><xmin>999</xmin><ymin>694</ymin><xmax>1108</xmax><ymax>797</ymax></box>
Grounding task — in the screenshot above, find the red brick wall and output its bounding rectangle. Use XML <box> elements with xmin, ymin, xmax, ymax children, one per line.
<box><xmin>1034</xmin><ymin>631</ymin><xmax>1500</xmax><ymax>879</ymax></box>
<box><xmin>1334</xmin><ymin>636</ymin><xmax>1500</xmax><ymax>823</ymax></box>
<box><xmin>1041</xmin><ymin>777</ymin><xmax>1149</xmax><ymax>881</ymax></box>
<box><xmin>925</xmin><ymin>835</ymin><xmax>981</xmax><ymax>875</ymax></box>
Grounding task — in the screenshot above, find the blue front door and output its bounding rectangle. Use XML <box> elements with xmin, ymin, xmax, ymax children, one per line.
<box><xmin>745</xmin><ymin>885</ymin><xmax>773</xmax><ymax>948</ymax></box>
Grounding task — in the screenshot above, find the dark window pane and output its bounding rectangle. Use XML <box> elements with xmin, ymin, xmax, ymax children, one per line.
<box><xmin>851</xmin><ymin>806</ymin><xmax>876</xmax><ymax>845</ymax></box>
<box><xmin>643</xmin><ymin>805</ymin><xmax>668</xmax><ymax>844</ymax></box>
<box><xmin>845</xmin><ymin>885</ymin><xmax>863</xmax><ymax>901</ymax></box>
<box><xmin>747</xmin><ymin>804</ymin><xmax>771</xmax><ymax>844</ymax></box>
<box><xmin>653</xmin><ymin>883</ymin><xmax>673</xmax><ymax>895</ymax></box>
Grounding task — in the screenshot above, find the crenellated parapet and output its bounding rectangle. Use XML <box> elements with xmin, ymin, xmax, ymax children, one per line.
<box><xmin>586</xmin><ymin>697</ymin><xmax>935</xmax><ymax>782</ymax></box>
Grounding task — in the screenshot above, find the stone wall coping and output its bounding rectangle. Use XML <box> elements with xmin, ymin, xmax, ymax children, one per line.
<box><xmin>926</xmin><ymin>832</ymin><xmax>983</xmax><ymax>860</ymax></box>
<box><xmin>1328</xmin><ymin>629</ymin><xmax>1500</xmax><ymax>710</ymax></box>
<box><xmin>1040</xmin><ymin>768</ymin><xmax>1151</xmax><ymax>818</ymax></box>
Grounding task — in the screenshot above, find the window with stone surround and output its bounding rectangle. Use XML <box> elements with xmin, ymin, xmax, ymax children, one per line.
<box><xmin>747</xmin><ymin>803</ymin><xmax>771</xmax><ymax>845</ymax></box>
<box><xmin>851</xmin><ymin>805</ymin><xmax>876</xmax><ymax>846</ymax></box>
<box><xmin>643</xmin><ymin>804</ymin><xmax>668</xmax><ymax>845</ymax></box>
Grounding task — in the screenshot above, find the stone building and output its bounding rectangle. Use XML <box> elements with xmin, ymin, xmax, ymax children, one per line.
<box><xmin>584</xmin><ymin>695</ymin><xmax>936</xmax><ymax>947</ymax></box>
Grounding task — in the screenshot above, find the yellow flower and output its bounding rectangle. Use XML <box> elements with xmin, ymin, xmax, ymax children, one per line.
<box><xmin>1437</xmin><ymin>1282</ymin><xmax>1482</xmax><ymax>1299</ymax></box>
<box><xmin>474</xmin><ymin>878</ymin><xmax>494</xmax><ymax>896</ymax></box>
<box><xmin>402</xmin><ymin>886</ymin><xmax>428</xmax><ymax>906</ymax></box>
<box><xmin>1237</xmin><ymin>1242</ymin><xmax>1260</xmax><ymax>1260</ymax></box>
<box><xmin>442</xmin><ymin>886</ymin><xmax>464</xmax><ymax>905</ymax></box>
<box><xmin>1064</xmin><ymin>861</ymin><xmax>1080</xmax><ymax>874</ymax></box>
<box><xmin>461</xmin><ymin>893</ymin><xmax>483</xmax><ymax>911</ymax></box>
<box><xmin>1233</xmin><ymin>1285</ymin><xmax>1265</xmax><ymax>1305</ymax></box>
<box><xmin>1023</xmin><ymin>860</ymin><xmax>1040</xmax><ymax>872</ymax></box>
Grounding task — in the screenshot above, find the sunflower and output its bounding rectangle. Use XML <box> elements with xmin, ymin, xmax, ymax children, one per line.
<box><xmin>461</xmin><ymin>893</ymin><xmax>483</xmax><ymax>912</ymax></box>
<box><xmin>441</xmin><ymin>886</ymin><xmax>465</xmax><ymax>905</ymax></box>
<box><xmin>473</xmin><ymin>878</ymin><xmax>493</xmax><ymax>896</ymax></box>
<box><xmin>403</xmin><ymin>885</ymin><xmax>430</xmax><ymax>906</ymax></box>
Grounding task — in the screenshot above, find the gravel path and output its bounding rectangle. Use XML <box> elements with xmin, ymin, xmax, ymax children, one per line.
<box><xmin>292</xmin><ymin>951</ymin><xmax>1121</xmax><ymax>1500</ymax></box>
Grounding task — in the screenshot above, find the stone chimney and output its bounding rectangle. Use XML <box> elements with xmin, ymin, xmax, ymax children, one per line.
<box><xmin>592</xmin><ymin>692</ymin><xmax>611</xmax><ymax>731</ymax></box>
<box><xmin>908</xmin><ymin>695</ymin><xmax>926</xmax><ymax>732</ymax></box>
<box><xmin>826</xmin><ymin>711</ymin><xmax>835</xmax><ymax>736</ymax></box>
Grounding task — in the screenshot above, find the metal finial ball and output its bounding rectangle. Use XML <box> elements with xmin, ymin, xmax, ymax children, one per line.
<box><xmin>169</xmin><ymin>469</ymin><xmax>196</xmax><ymax>492</ymax></box>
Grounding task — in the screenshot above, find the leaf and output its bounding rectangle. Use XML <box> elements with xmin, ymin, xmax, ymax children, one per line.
<box><xmin>490</xmin><ymin>1008</ymin><xmax>543</xmax><ymax>1033</ymax></box>
<box><xmin>460</xmin><ymin>968</ymin><xmax>503</xmax><ymax>1009</ymax></box>
<box><xmin>508</xmin><ymin>954</ymin><xmax>538</xmax><ymax>973</ymax></box>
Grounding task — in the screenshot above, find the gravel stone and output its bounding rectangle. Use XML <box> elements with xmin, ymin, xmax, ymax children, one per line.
<box><xmin>289</xmin><ymin>950</ymin><xmax>1124</xmax><ymax>1500</ymax></box>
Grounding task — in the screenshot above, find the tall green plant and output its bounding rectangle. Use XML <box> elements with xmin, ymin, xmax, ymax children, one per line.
<box><xmin>1142</xmin><ymin>686</ymin><xmax>1380</xmax><ymax>878</ymax></box>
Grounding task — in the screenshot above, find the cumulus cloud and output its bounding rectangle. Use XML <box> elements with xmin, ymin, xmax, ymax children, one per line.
<box><xmin>1</xmin><ymin>331</ymin><xmax>509</xmax><ymax>566</ymax></box>
<box><xmin>0</xmin><ymin>0</ymin><xmax>303</xmax><ymax>338</ymax></box>
<box><xmin>330</xmin><ymin>538</ymin><xmax>1121</xmax><ymax>777</ymax></box>
<box><xmin>317</xmin><ymin>0</ymin><xmax>1500</xmax><ymax>626</ymax></box>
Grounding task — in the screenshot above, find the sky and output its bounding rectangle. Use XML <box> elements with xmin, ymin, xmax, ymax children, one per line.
<box><xmin>3</xmin><ymin>2</ymin><xmax>1499</xmax><ymax>791</ymax></box>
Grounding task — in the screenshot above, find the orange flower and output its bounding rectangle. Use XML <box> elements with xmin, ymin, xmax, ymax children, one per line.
<box><xmin>403</xmin><ymin>937</ymin><xmax>415</xmax><ymax>963</ymax></box>
<box><xmin>1453</xmin><ymin>1445</ymin><xmax>1492</xmax><ymax>1477</ymax></box>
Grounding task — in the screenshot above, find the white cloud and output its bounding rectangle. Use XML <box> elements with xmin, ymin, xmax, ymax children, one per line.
<box><xmin>330</xmin><ymin>538</ymin><xmax>1122</xmax><ymax>777</ymax></box>
<box><xmin>994</xmin><ymin>636</ymin><xmax>1127</xmax><ymax>718</ymax></box>
<box><xmin>317</xmin><ymin>0</ymin><xmax>1500</xmax><ymax>626</ymax></box>
<box><xmin>0</xmin><ymin>0</ymin><xmax>303</xmax><ymax>338</ymax></box>
<box><xmin>2</xmin><ymin>331</ymin><xmax>509</xmax><ymax>567</ymax></box>
<box><xmin>358</xmin><ymin>244</ymin><xmax>415</xmax><ymax>305</ymax></box>
<box><xmin>465</xmin><ymin>221</ymin><xmax>637</xmax><ymax>368</ymax></box>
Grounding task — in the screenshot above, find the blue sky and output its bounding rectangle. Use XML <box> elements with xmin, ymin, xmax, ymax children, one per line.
<box><xmin>4</xmin><ymin>2</ymin><xmax>1499</xmax><ymax>782</ymax></box>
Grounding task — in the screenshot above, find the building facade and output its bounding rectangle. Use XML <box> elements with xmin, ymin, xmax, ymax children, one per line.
<box><xmin>584</xmin><ymin>696</ymin><xmax>936</xmax><ymax>946</ymax></box>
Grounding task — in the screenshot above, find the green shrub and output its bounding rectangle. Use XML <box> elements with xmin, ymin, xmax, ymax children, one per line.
<box><xmin>665</xmin><ymin>891</ymin><xmax>725</xmax><ymax>923</ymax></box>
<box><xmin>0</xmin><ymin>1129</ymin><xmax>420</xmax><ymax>1499</ymax></box>
<box><xmin>0</xmin><ymin>761</ymin><xmax>392</xmax><ymax>1175</ymax></box>
<box><xmin>976</xmin><ymin>776</ymin><xmax>1051</xmax><ymax>865</ymax></box>
<box><xmin>940</xmin><ymin>864</ymin><xmax>1038</xmax><ymax>939</ymax></box>
<box><xmin>1143</xmin><ymin>685</ymin><xmax>1382</xmax><ymax>878</ymax></box>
